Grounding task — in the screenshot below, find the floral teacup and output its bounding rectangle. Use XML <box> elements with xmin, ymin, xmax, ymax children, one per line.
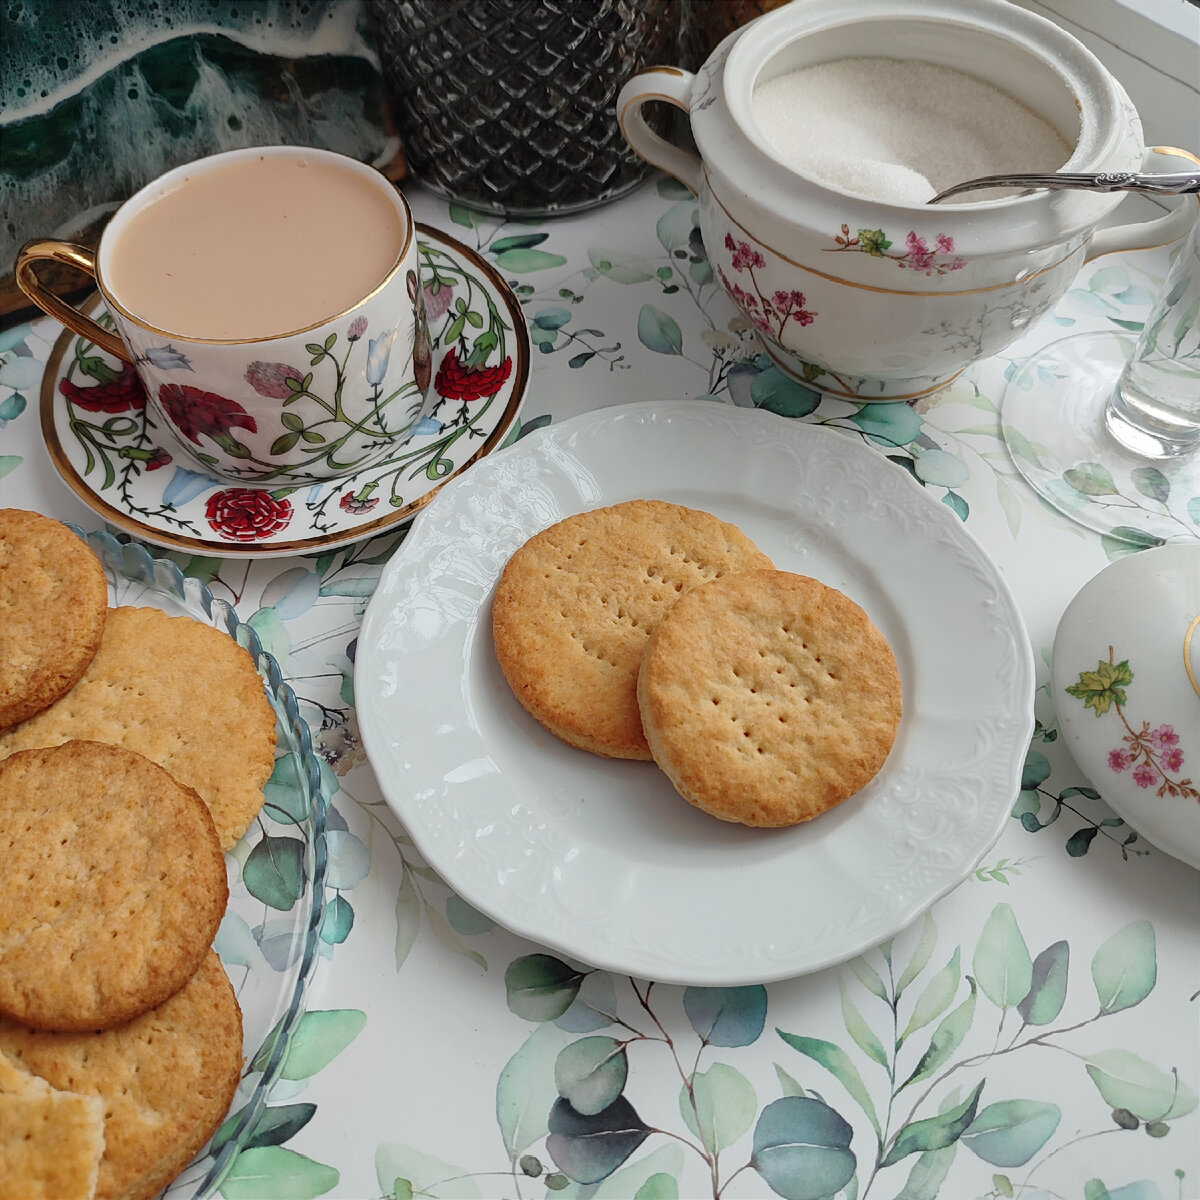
<box><xmin>16</xmin><ymin>146</ymin><xmax>432</xmax><ymax>484</ymax></box>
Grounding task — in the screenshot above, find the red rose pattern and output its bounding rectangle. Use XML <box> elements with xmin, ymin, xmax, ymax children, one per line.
<box><xmin>159</xmin><ymin>383</ymin><xmax>257</xmax><ymax>445</ymax></box>
<box><xmin>434</xmin><ymin>348</ymin><xmax>513</xmax><ymax>402</ymax></box>
<box><xmin>59</xmin><ymin>362</ymin><xmax>147</xmax><ymax>412</ymax></box>
<box><xmin>205</xmin><ymin>488</ymin><xmax>293</xmax><ymax>541</ymax></box>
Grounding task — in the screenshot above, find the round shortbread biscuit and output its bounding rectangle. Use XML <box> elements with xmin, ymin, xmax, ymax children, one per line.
<box><xmin>0</xmin><ymin>509</ymin><xmax>109</xmax><ymax>730</ymax></box>
<box><xmin>0</xmin><ymin>605</ymin><xmax>277</xmax><ymax>851</ymax></box>
<box><xmin>0</xmin><ymin>951</ymin><xmax>243</xmax><ymax>1200</ymax></box>
<box><xmin>0</xmin><ymin>741</ymin><xmax>228</xmax><ymax>1032</ymax></box>
<box><xmin>637</xmin><ymin>570</ymin><xmax>902</xmax><ymax>826</ymax></box>
<box><xmin>492</xmin><ymin>500</ymin><xmax>774</xmax><ymax>759</ymax></box>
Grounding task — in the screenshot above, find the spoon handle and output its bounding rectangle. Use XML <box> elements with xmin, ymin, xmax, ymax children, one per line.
<box><xmin>929</xmin><ymin>170</ymin><xmax>1200</xmax><ymax>204</ymax></box>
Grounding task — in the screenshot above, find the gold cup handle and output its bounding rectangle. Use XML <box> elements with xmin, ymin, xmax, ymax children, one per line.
<box><xmin>15</xmin><ymin>239</ymin><xmax>131</xmax><ymax>361</ymax></box>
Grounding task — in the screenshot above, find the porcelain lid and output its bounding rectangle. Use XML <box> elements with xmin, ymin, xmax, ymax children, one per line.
<box><xmin>1051</xmin><ymin>545</ymin><xmax>1200</xmax><ymax>870</ymax></box>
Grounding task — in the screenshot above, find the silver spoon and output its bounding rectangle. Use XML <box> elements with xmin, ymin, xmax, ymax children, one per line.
<box><xmin>928</xmin><ymin>170</ymin><xmax>1200</xmax><ymax>204</ymax></box>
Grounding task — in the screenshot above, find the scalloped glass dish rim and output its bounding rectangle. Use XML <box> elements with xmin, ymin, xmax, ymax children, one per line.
<box><xmin>72</xmin><ymin>526</ymin><xmax>329</xmax><ymax>1198</ymax></box>
<box><xmin>356</xmin><ymin>400</ymin><xmax>1037</xmax><ymax>985</ymax></box>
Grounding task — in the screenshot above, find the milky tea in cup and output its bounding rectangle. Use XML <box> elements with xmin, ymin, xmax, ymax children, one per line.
<box><xmin>16</xmin><ymin>145</ymin><xmax>432</xmax><ymax>484</ymax></box>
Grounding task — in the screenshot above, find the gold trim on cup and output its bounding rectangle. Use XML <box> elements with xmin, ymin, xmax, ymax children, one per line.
<box><xmin>1185</xmin><ymin>612</ymin><xmax>1200</xmax><ymax>700</ymax></box>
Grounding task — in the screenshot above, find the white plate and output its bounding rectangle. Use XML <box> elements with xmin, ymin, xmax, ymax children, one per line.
<box><xmin>356</xmin><ymin>401</ymin><xmax>1036</xmax><ymax>985</ymax></box>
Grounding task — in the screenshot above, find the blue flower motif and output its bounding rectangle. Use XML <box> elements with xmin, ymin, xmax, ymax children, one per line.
<box><xmin>162</xmin><ymin>465</ymin><xmax>223</xmax><ymax>506</ymax></box>
<box><xmin>365</xmin><ymin>329</ymin><xmax>396</xmax><ymax>387</ymax></box>
<box><xmin>143</xmin><ymin>345</ymin><xmax>193</xmax><ymax>370</ymax></box>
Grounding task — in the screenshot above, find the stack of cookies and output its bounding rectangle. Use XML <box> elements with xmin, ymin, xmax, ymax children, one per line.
<box><xmin>492</xmin><ymin>499</ymin><xmax>902</xmax><ymax>827</ymax></box>
<box><xmin>0</xmin><ymin>508</ymin><xmax>278</xmax><ymax>1200</ymax></box>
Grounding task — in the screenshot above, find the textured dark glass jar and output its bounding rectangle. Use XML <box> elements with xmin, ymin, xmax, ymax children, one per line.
<box><xmin>367</xmin><ymin>0</ymin><xmax>681</xmax><ymax>217</ymax></box>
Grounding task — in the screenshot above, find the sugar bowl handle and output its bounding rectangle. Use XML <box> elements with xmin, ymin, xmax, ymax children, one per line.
<box><xmin>617</xmin><ymin>68</ymin><xmax>703</xmax><ymax>196</ymax></box>
<box><xmin>1086</xmin><ymin>147</ymin><xmax>1200</xmax><ymax>262</ymax></box>
<box><xmin>15</xmin><ymin>239</ymin><xmax>130</xmax><ymax>361</ymax></box>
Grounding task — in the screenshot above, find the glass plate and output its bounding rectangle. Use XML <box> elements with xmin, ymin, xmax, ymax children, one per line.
<box><xmin>355</xmin><ymin>400</ymin><xmax>1036</xmax><ymax>986</ymax></box>
<box><xmin>71</xmin><ymin>527</ymin><xmax>329</xmax><ymax>1198</ymax></box>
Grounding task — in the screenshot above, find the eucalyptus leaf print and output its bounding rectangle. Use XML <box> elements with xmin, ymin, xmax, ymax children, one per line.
<box><xmin>772</xmin><ymin>904</ymin><xmax>1196</xmax><ymax>1198</ymax></box>
<box><xmin>1014</xmin><ymin>731</ymin><xmax>1145</xmax><ymax>859</ymax></box>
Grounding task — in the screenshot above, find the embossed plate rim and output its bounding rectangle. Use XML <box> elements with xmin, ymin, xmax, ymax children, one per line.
<box><xmin>356</xmin><ymin>400</ymin><xmax>1036</xmax><ymax>985</ymax></box>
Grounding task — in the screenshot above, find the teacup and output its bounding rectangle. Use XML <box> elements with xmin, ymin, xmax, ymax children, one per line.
<box><xmin>16</xmin><ymin>145</ymin><xmax>433</xmax><ymax>483</ymax></box>
<box><xmin>618</xmin><ymin>0</ymin><xmax>1196</xmax><ymax>401</ymax></box>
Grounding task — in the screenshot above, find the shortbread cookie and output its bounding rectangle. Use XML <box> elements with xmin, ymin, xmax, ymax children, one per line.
<box><xmin>637</xmin><ymin>570</ymin><xmax>902</xmax><ymax>826</ymax></box>
<box><xmin>0</xmin><ymin>508</ymin><xmax>109</xmax><ymax>730</ymax></box>
<box><xmin>493</xmin><ymin>500</ymin><xmax>774</xmax><ymax>759</ymax></box>
<box><xmin>0</xmin><ymin>605</ymin><xmax>277</xmax><ymax>851</ymax></box>
<box><xmin>0</xmin><ymin>741</ymin><xmax>227</xmax><ymax>1032</ymax></box>
<box><xmin>0</xmin><ymin>951</ymin><xmax>243</xmax><ymax>1200</ymax></box>
<box><xmin>0</xmin><ymin>1052</ymin><xmax>106</xmax><ymax>1200</ymax></box>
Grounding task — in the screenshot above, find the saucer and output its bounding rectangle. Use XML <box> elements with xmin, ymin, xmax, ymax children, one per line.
<box><xmin>38</xmin><ymin>225</ymin><xmax>529</xmax><ymax>558</ymax></box>
<box><xmin>1051</xmin><ymin>544</ymin><xmax>1200</xmax><ymax>870</ymax></box>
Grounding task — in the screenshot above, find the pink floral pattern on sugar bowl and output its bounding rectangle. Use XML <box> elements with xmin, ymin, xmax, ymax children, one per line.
<box><xmin>827</xmin><ymin>224</ymin><xmax>967</xmax><ymax>276</ymax></box>
<box><xmin>719</xmin><ymin>233</ymin><xmax>817</xmax><ymax>344</ymax></box>
<box><xmin>1065</xmin><ymin>650</ymin><xmax>1198</xmax><ymax>802</ymax></box>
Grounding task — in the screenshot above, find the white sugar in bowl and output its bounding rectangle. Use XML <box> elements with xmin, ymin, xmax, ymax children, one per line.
<box><xmin>1051</xmin><ymin>544</ymin><xmax>1200</xmax><ymax>870</ymax></box>
<box><xmin>618</xmin><ymin>0</ymin><xmax>1195</xmax><ymax>402</ymax></box>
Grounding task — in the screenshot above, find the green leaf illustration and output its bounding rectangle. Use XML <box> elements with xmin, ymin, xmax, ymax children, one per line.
<box><xmin>899</xmin><ymin>979</ymin><xmax>977</xmax><ymax>1092</ymax></box>
<box><xmin>880</xmin><ymin>1080</ymin><xmax>985</xmax><ymax>1167</ymax></box>
<box><xmin>901</xmin><ymin>947</ymin><xmax>961</xmax><ymax>1041</ymax></box>
<box><xmin>555</xmin><ymin>1036</ymin><xmax>628</xmax><ymax>1116</ymax></box>
<box><xmin>505</xmin><ymin>954</ymin><xmax>587</xmax><ymax>1021</ymax></box>
<box><xmin>749</xmin><ymin>366</ymin><xmax>821</xmax><ymax>419</ymax></box>
<box><xmin>546</xmin><ymin>1095</ymin><xmax>652</xmax><ymax>1185</ymax></box>
<box><xmin>777</xmin><ymin>1031</ymin><xmax>881</xmax><ymax>1138</ymax></box>
<box><xmin>1063</xmin><ymin>462</ymin><xmax>1119</xmax><ymax>496</ymax></box>
<box><xmin>262</xmin><ymin>753</ymin><xmax>310</xmax><ymax>825</ymax></box>
<box><xmin>636</xmin><ymin>304</ymin><xmax>683</xmax><ymax>355</ymax></box>
<box><xmin>494</xmin><ymin>248</ymin><xmax>568</xmax><ymax>273</ymax></box>
<box><xmin>680</xmin><ymin>1061</ymin><xmax>757</xmax><ymax>1152</ymax></box>
<box><xmin>1065</xmin><ymin>658</ymin><xmax>1134</xmax><ymax>716</ymax></box>
<box><xmin>857</xmin><ymin>228</ymin><xmax>893</xmax><ymax>256</ymax></box>
<box><xmin>849</xmin><ymin>402</ymin><xmax>923</xmax><ymax>447</ymax></box>
<box><xmin>683</xmin><ymin>985</ymin><xmax>767</xmax><ymax>1047</ymax></box>
<box><xmin>212</xmin><ymin>1102</ymin><xmax>317</xmax><ymax>1155</ymax></box>
<box><xmin>498</xmin><ymin>1021</ymin><xmax>569</xmax><ymax>1156</ymax></box>
<box><xmin>318</xmin><ymin>894</ymin><xmax>354</xmax><ymax>945</ymax></box>
<box><xmin>393</xmin><ymin>867</ymin><xmax>420</xmax><ymax>970</ymax></box>
<box><xmin>492</xmin><ymin>232</ymin><xmax>551</xmax><ymax>253</ymax></box>
<box><xmin>897</xmin><ymin>912</ymin><xmax>938</xmax><ymax>998</ymax></box>
<box><xmin>893</xmin><ymin>1146</ymin><xmax>957</xmax><ymax>1200</ymax></box>
<box><xmin>751</xmin><ymin>1096</ymin><xmax>856</xmax><ymax>1200</ymax></box>
<box><xmin>1131</xmin><ymin>466</ymin><xmax>1171</xmax><ymax>504</ymax></box>
<box><xmin>849</xmin><ymin>955</ymin><xmax>890</xmax><ymax>1002</ymax></box>
<box><xmin>961</xmin><ymin>1099</ymin><xmax>1061</xmax><ymax>1167</ymax></box>
<box><xmin>1084</xmin><ymin>1050</ymin><xmax>1198</xmax><ymax>1121</ymax></box>
<box><xmin>839</xmin><ymin>978</ymin><xmax>889</xmax><ymax>1070</ymax></box>
<box><xmin>1018</xmin><ymin>941</ymin><xmax>1069</xmax><ymax>1026</ymax></box>
<box><xmin>221</xmin><ymin>1146</ymin><xmax>339</xmax><ymax>1200</ymax></box>
<box><xmin>242</xmin><ymin>835</ymin><xmax>306</xmax><ymax>911</ymax></box>
<box><xmin>973</xmin><ymin>904</ymin><xmax>1033</xmax><ymax>1009</ymax></box>
<box><xmin>1091</xmin><ymin>920</ymin><xmax>1156</xmax><ymax>1014</ymax></box>
<box><xmin>656</xmin><ymin>200</ymin><xmax>698</xmax><ymax>253</ymax></box>
<box><xmin>279</xmin><ymin>1009</ymin><xmax>366</xmax><ymax>1080</ymax></box>
<box><xmin>375</xmin><ymin>1145</ymin><xmax>481</xmax><ymax>1199</ymax></box>
<box><xmin>587</xmin><ymin>247</ymin><xmax>655</xmax><ymax>284</ymax></box>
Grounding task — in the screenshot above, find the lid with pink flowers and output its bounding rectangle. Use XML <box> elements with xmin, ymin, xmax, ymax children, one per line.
<box><xmin>1051</xmin><ymin>544</ymin><xmax>1200</xmax><ymax>871</ymax></box>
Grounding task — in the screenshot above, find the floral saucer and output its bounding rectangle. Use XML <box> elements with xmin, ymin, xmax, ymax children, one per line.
<box><xmin>1051</xmin><ymin>544</ymin><xmax>1200</xmax><ymax>870</ymax></box>
<box><xmin>38</xmin><ymin>225</ymin><xmax>529</xmax><ymax>558</ymax></box>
